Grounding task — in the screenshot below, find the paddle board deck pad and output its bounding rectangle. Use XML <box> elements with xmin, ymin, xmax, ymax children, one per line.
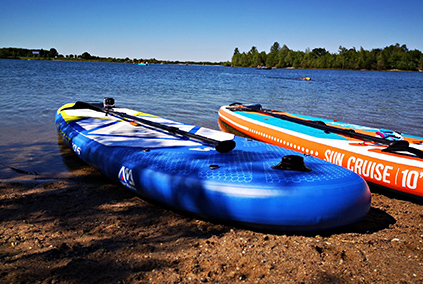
<box><xmin>219</xmin><ymin>103</ymin><xmax>423</xmax><ymax>198</ymax></box>
<box><xmin>56</xmin><ymin>102</ymin><xmax>370</xmax><ymax>232</ymax></box>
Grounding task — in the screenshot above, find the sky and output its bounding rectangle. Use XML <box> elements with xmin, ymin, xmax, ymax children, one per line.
<box><xmin>1</xmin><ymin>0</ymin><xmax>423</xmax><ymax>62</ymax></box>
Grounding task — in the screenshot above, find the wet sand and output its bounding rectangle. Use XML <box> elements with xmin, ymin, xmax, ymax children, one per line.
<box><xmin>1</xmin><ymin>147</ymin><xmax>423</xmax><ymax>283</ymax></box>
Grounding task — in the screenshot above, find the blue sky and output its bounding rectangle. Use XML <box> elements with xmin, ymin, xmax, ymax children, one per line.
<box><xmin>1</xmin><ymin>0</ymin><xmax>422</xmax><ymax>62</ymax></box>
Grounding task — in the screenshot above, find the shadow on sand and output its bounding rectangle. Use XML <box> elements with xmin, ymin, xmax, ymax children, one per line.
<box><xmin>0</xmin><ymin>138</ymin><xmax>400</xmax><ymax>283</ymax></box>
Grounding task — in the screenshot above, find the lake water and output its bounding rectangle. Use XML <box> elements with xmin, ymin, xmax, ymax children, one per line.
<box><xmin>1</xmin><ymin>59</ymin><xmax>422</xmax><ymax>178</ymax></box>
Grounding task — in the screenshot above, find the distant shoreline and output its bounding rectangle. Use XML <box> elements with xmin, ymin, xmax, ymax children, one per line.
<box><xmin>5</xmin><ymin>57</ymin><xmax>225</xmax><ymax>66</ymax></box>
<box><xmin>3</xmin><ymin>57</ymin><xmax>422</xmax><ymax>72</ymax></box>
<box><xmin>2</xmin><ymin>45</ymin><xmax>423</xmax><ymax>71</ymax></box>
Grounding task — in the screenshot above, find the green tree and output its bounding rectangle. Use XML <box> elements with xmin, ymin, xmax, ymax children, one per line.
<box><xmin>231</xmin><ymin>47</ymin><xmax>241</xmax><ymax>66</ymax></box>
<box><xmin>376</xmin><ymin>53</ymin><xmax>387</xmax><ymax>70</ymax></box>
<box><xmin>270</xmin><ymin>42</ymin><xmax>280</xmax><ymax>54</ymax></box>
<box><xmin>284</xmin><ymin>50</ymin><xmax>294</xmax><ymax>67</ymax></box>
<box><xmin>259</xmin><ymin>51</ymin><xmax>267</xmax><ymax>66</ymax></box>
<box><xmin>337</xmin><ymin>46</ymin><xmax>348</xmax><ymax>69</ymax></box>
<box><xmin>249</xmin><ymin>46</ymin><xmax>260</xmax><ymax>67</ymax></box>
<box><xmin>81</xmin><ymin>52</ymin><xmax>92</xmax><ymax>59</ymax></box>
<box><xmin>311</xmin><ymin>47</ymin><xmax>328</xmax><ymax>58</ymax></box>
<box><xmin>276</xmin><ymin>46</ymin><xmax>290</xmax><ymax>68</ymax></box>
<box><xmin>266</xmin><ymin>42</ymin><xmax>280</xmax><ymax>67</ymax></box>
<box><xmin>240</xmin><ymin>52</ymin><xmax>250</xmax><ymax>67</ymax></box>
<box><xmin>48</xmin><ymin>48</ymin><xmax>58</xmax><ymax>58</ymax></box>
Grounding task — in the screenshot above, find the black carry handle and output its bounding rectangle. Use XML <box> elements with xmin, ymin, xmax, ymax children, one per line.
<box><xmin>229</xmin><ymin>103</ymin><xmax>423</xmax><ymax>159</ymax></box>
<box><xmin>62</xmin><ymin>101</ymin><xmax>236</xmax><ymax>153</ymax></box>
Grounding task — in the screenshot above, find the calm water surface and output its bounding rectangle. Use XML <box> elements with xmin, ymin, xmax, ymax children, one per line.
<box><xmin>1</xmin><ymin>59</ymin><xmax>422</xmax><ymax>178</ymax></box>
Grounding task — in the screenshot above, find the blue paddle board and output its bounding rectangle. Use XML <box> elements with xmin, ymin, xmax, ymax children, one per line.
<box><xmin>56</xmin><ymin>101</ymin><xmax>371</xmax><ymax>232</ymax></box>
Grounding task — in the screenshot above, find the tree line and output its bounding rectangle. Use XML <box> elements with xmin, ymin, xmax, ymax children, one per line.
<box><xmin>0</xmin><ymin>47</ymin><xmax>140</xmax><ymax>63</ymax></box>
<box><xmin>231</xmin><ymin>43</ymin><xmax>423</xmax><ymax>71</ymax></box>
<box><xmin>0</xmin><ymin>47</ymin><xmax>222</xmax><ymax>65</ymax></box>
<box><xmin>0</xmin><ymin>47</ymin><xmax>60</xmax><ymax>59</ymax></box>
<box><xmin>3</xmin><ymin>45</ymin><xmax>422</xmax><ymax>71</ymax></box>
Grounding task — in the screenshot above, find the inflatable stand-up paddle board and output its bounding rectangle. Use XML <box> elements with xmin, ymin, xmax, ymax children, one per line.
<box><xmin>56</xmin><ymin>99</ymin><xmax>370</xmax><ymax>232</ymax></box>
<box><xmin>219</xmin><ymin>103</ymin><xmax>423</xmax><ymax>198</ymax></box>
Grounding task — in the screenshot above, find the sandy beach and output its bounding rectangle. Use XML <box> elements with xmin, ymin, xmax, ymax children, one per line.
<box><xmin>1</xmin><ymin>145</ymin><xmax>423</xmax><ymax>284</ymax></box>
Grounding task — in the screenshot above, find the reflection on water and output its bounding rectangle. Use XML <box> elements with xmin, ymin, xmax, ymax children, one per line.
<box><xmin>1</xmin><ymin>59</ymin><xmax>422</xmax><ymax>178</ymax></box>
<box><xmin>0</xmin><ymin>129</ymin><xmax>86</xmax><ymax>179</ymax></box>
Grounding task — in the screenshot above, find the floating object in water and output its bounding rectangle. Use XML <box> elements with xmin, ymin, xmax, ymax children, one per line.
<box><xmin>299</xmin><ymin>77</ymin><xmax>311</xmax><ymax>81</ymax></box>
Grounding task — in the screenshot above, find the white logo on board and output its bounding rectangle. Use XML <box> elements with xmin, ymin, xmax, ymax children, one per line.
<box><xmin>118</xmin><ymin>166</ymin><xmax>136</xmax><ymax>190</ymax></box>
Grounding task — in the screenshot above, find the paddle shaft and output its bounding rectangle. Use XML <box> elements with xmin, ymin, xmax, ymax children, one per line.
<box><xmin>271</xmin><ymin>111</ymin><xmax>389</xmax><ymax>144</ymax></box>
<box><xmin>64</xmin><ymin>102</ymin><xmax>236</xmax><ymax>153</ymax></box>
<box><xmin>229</xmin><ymin>105</ymin><xmax>423</xmax><ymax>158</ymax></box>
